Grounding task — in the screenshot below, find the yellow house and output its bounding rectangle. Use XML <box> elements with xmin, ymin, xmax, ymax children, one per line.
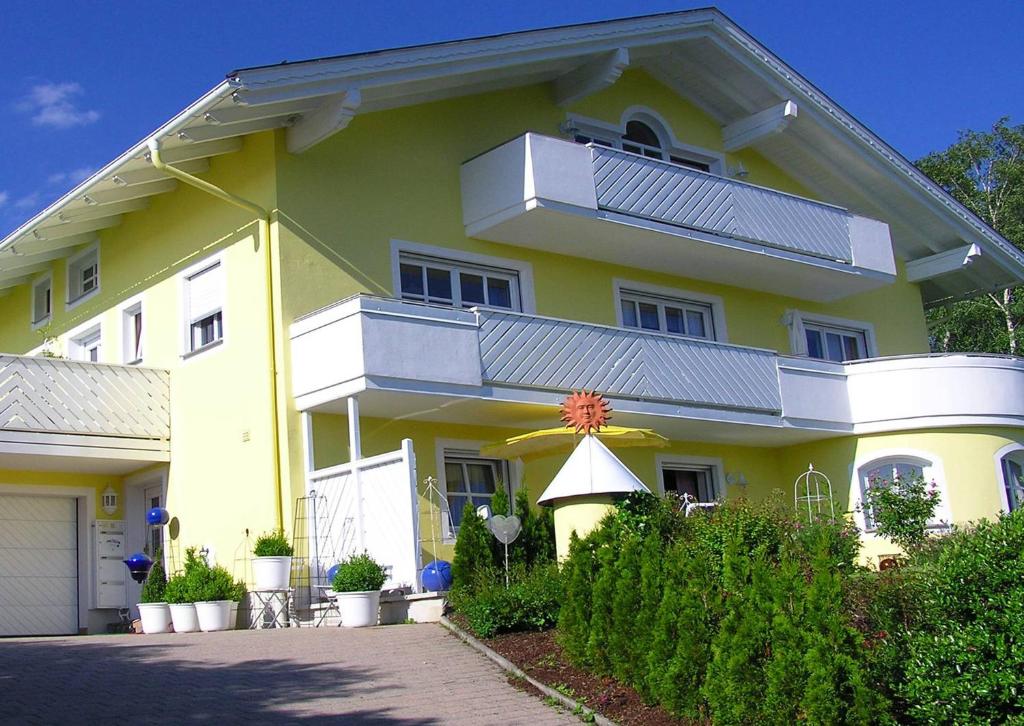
<box><xmin>1</xmin><ymin>10</ymin><xmax>1022</xmax><ymax>635</ymax></box>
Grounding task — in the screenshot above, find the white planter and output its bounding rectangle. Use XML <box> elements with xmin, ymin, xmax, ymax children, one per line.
<box><xmin>252</xmin><ymin>556</ymin><xmax>292</xmax><ymax>590</ymax></box>
<box><xmin>333</xmin><ymin>590</ymin><xmax>381</xmax><ymax>628</ymax></box>
<box><xmin>169</xmin><ymin>603</ymin><xmax>199</xmax><ymax>633</ymax></box>
<box><xmin>137</xmin><ymin>602</ymin><xmax>171</xmax><ymax>634</ymax></box>
<box><xmin>196</xmin><ymin>600</ymin><xmax>235</xmax><ymax>632</ymax></box>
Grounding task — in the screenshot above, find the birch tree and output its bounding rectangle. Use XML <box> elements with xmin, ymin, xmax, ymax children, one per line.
<box><xmin>917</xmin><ymin>118</ymin><xmax>1024</xmax><ymax>355</ymax></box>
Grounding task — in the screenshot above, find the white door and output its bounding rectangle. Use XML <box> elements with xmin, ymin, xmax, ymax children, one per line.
<box><xmin>0</xmin><ymin>495</ymin><xmax>79</xmax><ymax>636</ymax></box>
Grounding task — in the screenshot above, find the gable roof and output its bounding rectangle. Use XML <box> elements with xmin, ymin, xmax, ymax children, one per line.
<box><xmin>2</xmin><ymin>8</ymin><xmax>1021</xmax><ymax>304</ymax></box>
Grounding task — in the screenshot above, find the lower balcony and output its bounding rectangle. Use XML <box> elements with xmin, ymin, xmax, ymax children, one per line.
<box><xmin>0</xmin><ymin>354</ymin><xmax>170</xmax><ymax>473</ymax></box>
<box><xmin>461</xmin><ymin>134</ymin><xmax>897</xmax><ymax>302</ymax></box>
<box><xmin>290</xmin><ymin>296</ymin><xmax>1024</xmax><ymax>444</ymax></box>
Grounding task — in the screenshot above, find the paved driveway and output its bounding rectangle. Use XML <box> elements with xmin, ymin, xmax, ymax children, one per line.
<box><xmin>0</xmin><ymin>624</ymin><xmax>574</xmax><ymax>724</ymax></box>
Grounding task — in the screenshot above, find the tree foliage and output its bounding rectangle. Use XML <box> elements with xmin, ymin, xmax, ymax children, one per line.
<box><xmin>917</xmin><ymin>118</ymin><xmax>1024</xmax><ymax>354</ymax></box>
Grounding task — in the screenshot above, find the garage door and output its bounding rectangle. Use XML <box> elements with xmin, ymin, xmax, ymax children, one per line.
<box><xmin>0</xmin><ymin>495</ymin><xmax>79</xmax><ymax>636</ymax></box>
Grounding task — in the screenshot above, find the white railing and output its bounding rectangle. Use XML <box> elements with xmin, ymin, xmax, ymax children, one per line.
<box><xmin>306</xmin><ymin>439</ymin><xmax>421</xmax><ymax>592</ymax></box>
<box><xmin>0</xmin><ymin>354</ymin><xmax>170</xmax><ymax>439</ymax></box>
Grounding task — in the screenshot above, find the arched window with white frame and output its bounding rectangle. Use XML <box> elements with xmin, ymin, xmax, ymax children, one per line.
<box><xmin>996</xmin><ymin>444</ymin><xmax>1024</xmax><ymax>513</ymax></box>
<box><xmin>855</xmin><ymin>454</ymin><xmax>950</xmax><ymax>532</ymax></box>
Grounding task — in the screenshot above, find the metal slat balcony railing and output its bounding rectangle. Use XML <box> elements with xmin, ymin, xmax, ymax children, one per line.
<box><xmin>0</xmin><ymin>354</ymin><xmax>170</xmax><ymax>440</ymax></box>
<box><xmin>591</xmin><ymin>145</ymin><xmax>854</xmax><ymax>263</ymax></box>
<box><xmin>477</xmin><ymin>309</ymin><xmax>782</xmax><ymax>413</ymax></box>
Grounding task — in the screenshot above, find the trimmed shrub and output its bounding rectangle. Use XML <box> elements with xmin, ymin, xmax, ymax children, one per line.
<box><xmin>140</xmin><ymin>548</ymin><xmax>167</xmax><ymax>604</ymax></box>
<box><xmin>332</xmin><ymin>552</ymin><xmax>387</xmax><ymax>592</ymax></box>
<box><xmin>458</xmin><ymin>564</ymin><xmax>563</xmax><ymax>638</ymax></box>
<box><xmin>253</xmin><ymin>530</ymin><xmax>294</xmax><ymax>557</ymax></box>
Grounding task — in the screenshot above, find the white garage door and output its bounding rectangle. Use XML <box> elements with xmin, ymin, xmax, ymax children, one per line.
<box><xmin>0</xmin><ymin>495</ymin><xmax>79</xmax><ymax>636</ymax></box>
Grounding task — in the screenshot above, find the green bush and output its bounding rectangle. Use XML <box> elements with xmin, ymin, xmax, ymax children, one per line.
<box><xmin>861</xmin><ymin>472</ymin><xmax>941</xmax><ymax>553</ymax></box>
<box><xmin>252</xmin><ymin>530</ymin><xmax>294</xmax><ymax>557</ymax></box>
<box><xmin>332</xmin><ymin>552</ymin><xmax>387</xmax><ymax>592</ymax></box>
<box><xmin>164</xmin><ymin>547</ymin><xmax>245</xmax><ymax>603</ymax></box>
<box><xmin>140</xmin><ymin>548</ymin><xmax>167</xmax><ymax>604</ymax></box>
<box><xmin>451</xmin><ymin>503</ymin><xmax>496</xmax><ymax>593</ymax></box>
<box><xmin>458</xmin><ymin>563</ymin><xmax>563</xmax><ymax>638</ymax></box>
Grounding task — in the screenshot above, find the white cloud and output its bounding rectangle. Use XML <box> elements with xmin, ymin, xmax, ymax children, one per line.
<box><xmin>47</xmin><ymin>167</ymin><xmax>94</xmax><ymax>186</ymax></box>
<box><xmin>14</xmin><ymin>192</ymin><xmax>40</xmax><ymax>210</ymax></box>
<box><xmin>0</xmin><ymin>191</ymin><xmax>8</xmax><ymax>207</ymax></box>
<box><xmin>17</xmin><ymin>81</ymin><xmax>100</xmax><ymax>129</ymax></box>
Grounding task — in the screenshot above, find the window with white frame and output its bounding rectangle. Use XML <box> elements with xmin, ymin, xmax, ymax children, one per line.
<box><xmin>804</xmin><ymin>321</ymin><xmax>868</xmax><ymax>362</ymax></box>
<box><xmin>858</xmin><ymin>458</ymin><xmax>944</xmax><ymax>531</ymax></box>
<box><xmin>398</xmin><ymin>253</ymin><xmax>520</xmax><ymax>311</ymax></box>
<box><xmin>122</xmin><ymin>303</ymin><xmax>143</xmax><ymax>365</ymax></box>
<box><xmin>660</xmin><ymin>462</ymin><xmax>720</xmax><ymax>502</ymax></box>
<box><xmin>442</xmin><ymin>450</ymin><xmax>509</xmax><ymax>531</ymax></box>
<box><xmin>67</xmin><ymin>247</ymin><xmax>99</xmax><ymax>304</ymax></box>
<box><xmin>571</xmin><ymin>113</ymin><xmax>718</xmax><ymax>173</ymax></box>
<box><xmin>1000</xmin><ymin>451</ymin><xmax>1024</xmax><ymax>513</ymax></box>
<box><xmin>31</xmin><ymin>275</ymin><xmax>52</xmax><ymax>326</ymax></box>
<box><xmin>70</xmin><ymin>326</ymin><xmax>102</xmax><ymax>362</ymax></box>
<box><xmin>618</xmin><ymin>288</ymin><xmax>715</xmax><ymax>340</ymax></box>
<box><xmin>183</xmin><ymin>260</ymin><xmax>224</xmax><ymax>355</ymax></box>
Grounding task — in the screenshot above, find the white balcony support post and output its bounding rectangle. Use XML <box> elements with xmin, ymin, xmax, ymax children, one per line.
<box><xmin>347</xmin><ymin>395</ymin><xmax>362</xmax><ymax>462</ymax></box>
<box><xmin>301</xmin><ymin>411</ymin><xmax>314</xmax><ymax>477</ymax></box>
<box><xmin>905</xmin><ymin>243</ymin><xmax>982</xmax><ymax>282</ymax></box>
<box><xmin>722</xmin><ymin>100</ymin><xmax>798</xmax><ymax>152</ymax></box>
<box><xmin>552</xmin><ymin>48</ymin><xmax>629</xmax><ymax>107</ymax></box>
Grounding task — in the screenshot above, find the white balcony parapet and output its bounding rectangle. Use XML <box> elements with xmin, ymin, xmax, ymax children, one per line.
<box><xmin>461</xmin><ymin>134</ymin><xmax>897</xmax><ymax>302</ymax></box>
<box><xmin>0</xmin><ymin>355</ymin><xmax>169</xmax><ymax>440</ymax></box>
<box><xmin>290</xmin><ymin>296</ymin><xmax>1024</xmax><ymax>437</ymax></box>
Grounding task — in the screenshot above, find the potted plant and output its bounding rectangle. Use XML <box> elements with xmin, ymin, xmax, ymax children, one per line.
<box><xmin>164</xmin><ymin>548</ymin><xmax>203</xmax><ymax>633</ymax></box>
<box><xmin>252</xmin><ymin>530</ymin><xmax>294</xmax><ymax>590</ymax></box>
<box><xmin>194</xmin><ymin>561</ymin><xmax>246</xmax><ymax>632</ymax></box>
<box><xmin>331</xmin><ymin>552</ymin><xmax>387</xmax><ymax>628</ymax></box>
<box><xmin>137</xmin><ymin>548</ymin><xmax>171</xmax><ymax>634</ymax></box>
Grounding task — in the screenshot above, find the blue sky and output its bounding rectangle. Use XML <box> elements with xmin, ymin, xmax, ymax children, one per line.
<box><xmin>1</xmin><ymin>0</ymin><xmax>1021</xmax><ymax>237</ymax></box>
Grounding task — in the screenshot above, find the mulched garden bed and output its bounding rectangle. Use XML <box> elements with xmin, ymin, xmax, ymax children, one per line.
<box><xmin>449</xmin><ymin>615</ymin><xmax>693</xmax><ymax>725</ymax></box>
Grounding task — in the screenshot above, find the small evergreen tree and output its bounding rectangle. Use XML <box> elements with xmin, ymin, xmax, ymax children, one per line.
<box><xmin>557</xmin><ymin>531</ymin><xmax>593</xmax><ymax>660</ymax></box>
<box><xmin>608</xmin><ymin>535</ymin><xmax>643</xmax><ymax>684</ymax></box>
<box><xmin>490</xmin><ymin>486</ymin><xmax>510</xmax><ymax>517</ymax></box>
<box><xmin>633</xmin><ymin>530</ymin><xmax>666</xmax><ymax>692</ymax></box>
<box><xmin>140</xmin><ymin>548</ymin><xmax>167</xmax><ymax>604</ymax></box>
<box><xmin>584</xmin><ymin>533</ymin><xmax>619</xmax><ymax>673</ymax></box>
<box><xmin>760</xmin><ymin>555</ymin><xmax>807</xmax><ymax>725</ymax></box>
<box><xmin>451</xmin><ymin>502</ymin><xmax>496</xmax><ymax>593</ymax></box>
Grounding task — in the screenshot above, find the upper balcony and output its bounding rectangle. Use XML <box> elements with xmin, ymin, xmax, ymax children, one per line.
<box><xmin>0</xmin><ymin>354</ymin><xmax>170</xmax><ymax>472</ymax></box>
<box><xmin>461</xmin><ymin>134</ymin><xmax>897</xmax><ymax>302</ymax></box>
<box><xmin>291</xmin><ymin>296</ymin><xmax>1024</xmax><ymax>445</ymax></box>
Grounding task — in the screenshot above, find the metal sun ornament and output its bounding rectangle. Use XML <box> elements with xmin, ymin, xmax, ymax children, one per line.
<box><xmin>560</xmin><ymin>390</ymin><xmax>612</xmax><ymax>434</ymax></box>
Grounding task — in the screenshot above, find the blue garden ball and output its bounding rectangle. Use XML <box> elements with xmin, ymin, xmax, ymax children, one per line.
<box><xmin>124</xmin><ymin>552</ymin><xmax>153</xmax><ymax>583</ymax></box>
<box><xmin>421</xmin><ymin>560</ymin><xmax>453</xmax><ymax>592</ymax></box>
<box><xmin>146</xmin><ymin>507</ymin><xmax>170</xmax><ymax>526</ymax></box>
<box><xmin>326</xmin><ymin>564</ymin><xmax>341</xmax><ymax>584</ymax></box>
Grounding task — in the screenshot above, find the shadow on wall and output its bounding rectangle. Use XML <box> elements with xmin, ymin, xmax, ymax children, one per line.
<box><xmin>0</xmin><ymin>633</ymin><xmax>441</xmax><ymax>725</ymax></box>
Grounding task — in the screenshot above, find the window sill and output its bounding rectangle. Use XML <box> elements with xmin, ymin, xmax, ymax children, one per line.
<box><xmin>66</xmin><ymin>288</ymin><xmax>100</xmax><ymax>311</ymax></box>
<box><xmin>31</xmin><ymin>315</ymin><xmax>52</xmax><ymax>331</ymax></box>
<box><xmin>181</xmin><ymin>338</ymin><xmax>224</xmax><ymax>360</ymax></box>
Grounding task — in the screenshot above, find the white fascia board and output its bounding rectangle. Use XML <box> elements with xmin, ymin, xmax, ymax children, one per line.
<box><xmin>552</xmin><ymin>47</ymin><xmax>630</xmax><ymax>107</ymax></box>
<box><xmin>721</xmin><ymin>100</ymin><xmax>798</xmax><ymax>151</ymax></box>
<box><xmin>906</xmin><ymin>243</ymin><xmax>982</xmax><ymax>283</ymax></box>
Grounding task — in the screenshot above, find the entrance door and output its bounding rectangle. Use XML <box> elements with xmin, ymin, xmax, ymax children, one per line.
<box><xmin>144</xmin><ymin>485</ymin><xmax>163</xmax><ymax>557</ymax></box>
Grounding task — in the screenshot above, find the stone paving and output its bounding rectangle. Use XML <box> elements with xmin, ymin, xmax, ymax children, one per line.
<box><xmin>0</xmin><ymin>624</ymin><xmax>576</xmax><ymax>725</ymax></box>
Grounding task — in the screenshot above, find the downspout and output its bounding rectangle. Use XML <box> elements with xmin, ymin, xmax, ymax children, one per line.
<box><xmin>147</xmin><ymin>138</ymin><xmax>285</xmax><ymax>531</ymax></box>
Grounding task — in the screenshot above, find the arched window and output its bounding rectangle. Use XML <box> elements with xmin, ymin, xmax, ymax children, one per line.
<box><xmin>856</xmin><ymin>456</ymin><xmax>951</xmax><ymax>532</ymax></box>
<box><xmin>622</xmin><ymin>120</ymin><xmax>663</xmax><ymax>158</ymax></box>
<box><xmin>999</xmin><ymin>449</ymin><xmax>1024</xmax><ymax>512</ymax></box>
<box><xmin>567</xmin><ymin>110</ymin><xmax>718</xmax><ymax>173</ymax></box>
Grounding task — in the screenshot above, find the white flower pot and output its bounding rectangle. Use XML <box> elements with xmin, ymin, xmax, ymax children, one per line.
<box><xmin>333</xmin><ymin>590</ymin><xmax>381</xmax><ymax>628</ymax></box>
<box><xmin>169</xmin><ymin>603</ymin><xmax>199</xmax><ymax>633</ymax></box>
<box><xmin>196</xmin><ymin>600</ymin><xmax>235</xmax><ymax>632</ymax></box>
<box><xmin>252</xmin><ymin>556</ymin><xmax>292</xmax><ymax>590</ymax></box>
<box><xmin>137</xmin><ymin>602</ymin><xmax>171</xmax><ymax>634</ymax></box>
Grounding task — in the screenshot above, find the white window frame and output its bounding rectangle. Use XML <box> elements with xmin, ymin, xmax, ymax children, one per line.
<box><xmin>434</xmin><ymin>438</ymin><xmax>520</xmax><ymax>542</ymax></box>
<box><xmin>121</xmin><ymin>299</ymin><xmax>144</xmax><ymax>365</ymax></box>
<box><xmin>655</xmin><ymin>455</ymin><xmax>726</xmax><ymax>502</ymax></box>
<box><xmin>566</xmin><ymin>107</ymin><xmax>726</xmax><ymax>175</ymax></box>
<box><xmin>994</xmin><ymin>442</ymin><xmax>1024</xmax><ymax>513</ymax></box>
<box><xmin>65</xmin><ymin>243</ymin><xmax>100</xmax><ymax>310</ymax></box>
<box><xmin>69</xmin><ymin>323</ymin><xmax>102</xmax><ymax>363</ymax></box>
<box><xmin>31</xmin><ymin>272</ymin><xmax>53</xmax><ymax>329</ymax></box>
<box><xmin>179</xmin><ymin>254</ymin><xmax>225</xmax><ymax>359</ymax></box>
<box><xmin>783</xmin><ymin>309</ymin><xmax>877</xmax><ymax>362</ymax></box>
<box><xmin>390</xmin><ymin>239</ymin><xmax>536</xmax><ymax>313</ymax></box>
<box><xmin>852</xmin><ymin>449</ymin><xmax>953</xmax><ymax>534</ymax></box>
<box><xmin>613</xmin><ymin>279</ymin><xmax>727</xmax><ymax>342</ymax></box>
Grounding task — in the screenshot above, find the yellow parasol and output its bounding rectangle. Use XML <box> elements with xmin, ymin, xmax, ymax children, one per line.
<box><xmin>480</xmin><ymin>425</ymin><xmax>669</xmax><ymax>462</ymax></box>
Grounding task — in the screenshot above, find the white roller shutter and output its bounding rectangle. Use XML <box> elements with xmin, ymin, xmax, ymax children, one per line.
<box><xmin>0</xmin><ymin>495</ymin><xmax>79</xmax><ymax>636</ymax></box>
<box><xmin>186</xmin><ymin>261</ymin><xmax>223</xmax><ymax>322</ymax></box>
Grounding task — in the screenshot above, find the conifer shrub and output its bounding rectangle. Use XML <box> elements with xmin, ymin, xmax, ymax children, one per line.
<box><xmin>450</xmin><ymin>502</ymin><xmax>496</xmax><ymax>594</ymax></box>
<box><xmin>140</xmin><ymin>548</ymin><xmax>167</xmax><ymax>604</ymax></box>
<box><xmin>457</xmin><ymin>563</ymin><xmax>563</xmax><ymax>638</ymax></box>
